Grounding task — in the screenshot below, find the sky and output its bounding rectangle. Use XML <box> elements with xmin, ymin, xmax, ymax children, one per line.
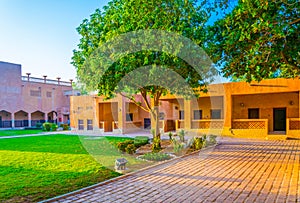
<box><xmin>0</xmin><ymin>0</ymin><xmax>110</xmax><ymax>82</ymax></box>
<box><xmin>0</xmin><ymin>0</ymin><xmax>234</xmax><ymax>83</ymax></box>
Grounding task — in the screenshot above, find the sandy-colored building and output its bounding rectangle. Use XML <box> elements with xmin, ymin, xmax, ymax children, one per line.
<box><xmin>0</xmin><ymin>61</ymin><xmax>75</xmax><ymax>128</ymax></box>
<box><xmin>70</xmin><ymin>78</ymin><xmax>300</xmax><ymax>139</ymax></box>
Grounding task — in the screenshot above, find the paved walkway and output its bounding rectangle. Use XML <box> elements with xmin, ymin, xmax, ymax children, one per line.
<box><xmin>44</xmin><ymin>138</ymin><xmax>300</xmax><ymax>203</ymax></box>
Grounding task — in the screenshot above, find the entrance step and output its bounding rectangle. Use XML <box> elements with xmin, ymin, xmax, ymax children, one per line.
<box><xmin>267</xmin><ymin>134</ymin><xmax>287</xmax><ymax>141</ymax></box>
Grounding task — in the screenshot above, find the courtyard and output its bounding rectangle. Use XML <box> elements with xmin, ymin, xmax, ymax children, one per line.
<box><xmin>44</xmin><ymin>137</ymin><xmax>300</xmax><ymax>203</ymax></box>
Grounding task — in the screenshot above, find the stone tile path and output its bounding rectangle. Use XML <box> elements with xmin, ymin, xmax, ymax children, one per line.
<box><xmin>44</xmin><ymin>138</ymin><xmax>300</xmax><ymax>203</ymax></box>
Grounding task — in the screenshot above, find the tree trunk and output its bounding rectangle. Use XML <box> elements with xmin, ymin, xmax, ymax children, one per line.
<box><xmin>151</xmin><ymin>99</ymin><xmax>161</xmax><ymax>152</ymax></box>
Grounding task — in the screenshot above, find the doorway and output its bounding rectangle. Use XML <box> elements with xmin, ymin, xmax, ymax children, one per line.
<box><xmin>273</xmin><ymin>108</ymin><xmax>286</xmax><ymax>131</ymax></box>
<box><xmin>144</xmin><ymin>118</ymin><xmax>151</xmax><ymax>129</ymax></box>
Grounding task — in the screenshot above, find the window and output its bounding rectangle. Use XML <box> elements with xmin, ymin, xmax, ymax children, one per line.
<box><xmin>46</xmin><ymin>91</ymin><xmax>52</xmax><ymax>98</ymax></box>
<box><xmin>159</xmin><ymin>112</ymin><xmax>165</xmax><ymax>120</ymax></box>
<box><xmin>211</xmin><ymin>109</ymin><xmax>221</xmax><ymax>119</ymax></box>
<box><xmin>30</xmin><ymin>90</ymin><xmax>41</xmax><ymax>97</ymax></box>
<box><xmin>179</xmin><ymin>110</ymin><xmax>184</xmax><ymax>120</ymax></box>
<box><xmin>193</xmin><ymin>110</ymin><xmax>202</xmax><ymax>120</ymax></box>
<box><xmin>78</xmin><ymin>119</ymin><xmax>84</xmax><ymax>130</ymax></box>
<box><xmin>126</xmin><ymin>113</ymin><xmax>133</xmax><ymax>122</ymax></box>
<box><xmin>248</xmin><ymin>108</ymin><xmax>259</xmax><ymax>119</ymax></box>
<box><xmin>87</xmin><ymin>119</ymin><xmax>93</xmax><ymax>130</ymax></box>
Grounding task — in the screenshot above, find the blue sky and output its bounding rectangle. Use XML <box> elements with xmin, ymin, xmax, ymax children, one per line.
<box><xmin>0</xmin><ymin>0</ymin><xmax>109</xmax><ymax>81</ymax></box>
<box><xmin>0</xmin><ymin>1</ymin><xmax>233</xmax><ymax>83</ymax></box>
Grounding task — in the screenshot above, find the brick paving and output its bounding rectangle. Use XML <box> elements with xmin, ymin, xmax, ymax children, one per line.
<box><xmin>44</xmin><ymin>138</ymin><xmax>300</xmax><ymax>203</ymax></box>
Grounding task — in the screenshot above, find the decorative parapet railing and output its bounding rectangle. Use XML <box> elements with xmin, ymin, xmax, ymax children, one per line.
<box><xmin>232</xmin><ymin>119</ymin><xmax>268</xmax><ymax>130</ymax></box>
<box><xmin>21</xmin><ymin>76</ymin><xmax>72</xmax><ymax>87</ymax></box>
<box><xmin>175</xmin><ymin>120</ymin><xmax>184</xmax><ymax>130</ymax></box>
<box><xmin>287</xmin><ymin>118</ymin><xmax>300</xmax><ymax>130</ymax></box>
<box><xmin>191</xmin><ymin>119</ymin><xmax>224</xmax><ymax>129</ymax></box>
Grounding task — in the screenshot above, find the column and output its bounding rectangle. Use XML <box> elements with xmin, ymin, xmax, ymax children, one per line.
<box><xmin>118</xmin><ymin>96</ymin><xmax>126</xmax><ymax>134</ymax></box>
<box><xmin>28</xmin><ymin>113</ymin><xmax>32</xmax><ymax>127</ymax></box>
<box><xmin>223</xmin><ymin>90</ymin><xmax>232</xmax><ymax>135</ymax></box>
<box><xmin>11</xmin><ymin>113</ymin><xmax>15</xmax><ymax>128</ymax></box>
<box><xmin>93</xmin><ymin>98</ymin><xmax>99</xmax><ymax>131</ymax></box>
<box><xmin>299</xmin><ymin>91</ymin><xmax>300</xmax><ymax>118</ymax></box>
<box><xmin>184</xmin><ymin>99</ymin><xmax>192</xmax><ymax>130</ymax></box>
<box><xmin>44</xmin><ymin>113</ymin><xmax>48</xmax><ymax>123</ymax></box>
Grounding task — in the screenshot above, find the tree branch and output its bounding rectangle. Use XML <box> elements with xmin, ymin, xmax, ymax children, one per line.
<box><xmin>119</xmin><ymin>92</ymin><xmax>150</xmax><ymax>112</ymax></box>
<box><xmin>289</xmin><ymin>18</ymin><xmax>300</xmax><ymax>25</ymax></box>
<box><xmin>140</xmin><ymin>88</ymin><xmax>152</xmax><ymax>111</ymax></box>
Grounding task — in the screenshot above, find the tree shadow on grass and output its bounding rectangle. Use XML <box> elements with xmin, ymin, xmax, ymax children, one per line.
<box><xmin>0</xmin><ymin>165</ymin><xmax>119</xmax><ymax>202</ymax></box>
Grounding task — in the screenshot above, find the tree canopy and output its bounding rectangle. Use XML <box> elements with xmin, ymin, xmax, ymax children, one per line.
<box><xmin>72</xmin><ymin>0</ymin><xmax>217</xmax><ymax>151</ymax></box>
<box><xmin>206</xmin><ymin>0</ymin><xmax>300</xmax><ymax>82</ymax></box>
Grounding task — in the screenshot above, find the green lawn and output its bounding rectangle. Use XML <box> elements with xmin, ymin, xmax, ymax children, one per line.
<box><xmin>0</xmin><ymin>129</ymin><xmax>43</xmax><ymax>136</ymax></box>
<box><xmin>0</xmin><ymin>134</ymin><xmax>146</xmax><ymax>202</ymax></box>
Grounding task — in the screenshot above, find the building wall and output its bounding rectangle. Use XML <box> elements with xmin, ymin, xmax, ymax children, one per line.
<box><xmin>0</xmin><ymin>62</ymin><xmax>22</xmax><ymax>112</ymax></box>
<box><xmin>0</xmin><ymin>61</ymin><xmax>73</xmax><ymax>127</ymax></box>
<box><xmin>70</xmin><ymin>95</ymin><xmax>95</xmax><ymax>130</ymax></box>
<box><xmin>20</xmin><ymin>81</ymin><xmax>72</xmax><ymax>115</ymax></box>
<box><xmin>232</xmin><ymin>92</ymin><xmax>299</xmax><ymax>131</ymax></box>
<box><xmin>70</xmin><ymin>78</ymin><xmax>300</xmax><ymax>138</ymax></box>
<box><xmin>191</xmin><ymin>96</ymin><xmax>224</xmax><ymax>119</ymax></box>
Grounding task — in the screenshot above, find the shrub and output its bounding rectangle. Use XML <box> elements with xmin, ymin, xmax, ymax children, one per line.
<box><xmin>42</xmin><ymin>122</ymin><xmax>51</xmax><ymax>131</ymax></box>
<box><xmin>152</xmin><ymin>137</ymin><xmax>162</xmax><ymax>152</ymax></box>
<box><xmin>117</xmin><ymin>140</ymin><xmax>134</xmax><ymax>153</ymax></box>
<box><xmin>134</xmin><ymin>136</ymin><xmax>149</xmax><ymax>148</ymax></box>
<box><xmin>51</xmin><ymin>123</ymin><xmax>58</xmax><ymax>131</ymax></box>
<box><xmin>178</xmin><ymin>129</ymin><xmax>186</xmax><ymax>142</ymax></box>
<box><xmin>151</xmin><ymin>129</ymin><xmax>162</xmax><ymax>152</ymax></box>
<box><xmin>139</xmin><ymin>152</ymin><xmax>172</xmax><ymax>161</ymax></box>
<box><xmin>124</xmin><ymin>140</ymin><xmax>134</xmax><ymax>145</ymax></box>
<box><xmin>208</xmin><ymin>135</ymin><xmax>217</xmax><ymax>145</ymax></box>
<box><xmin>190</xmin><ymin>137</ymin><xmax>203</xmax><ymax>151</ymax></box>
<box><xmin>62</xmin><ymin>124</ymin><xmax>69</xmax><ymax>131</ymax></box>
<box><xmin>168</xmin><ymin>132</ymin><xmax>173</xmax><ymax>140</ymax></box>
<box><xmin>171</xmin><ymin>138</ymin><xmax>184</xmax><ymax>153</ymax></box>
<box><xmin>117</xmin><ymin>142</ymin><xmax>127</xmax><ymax>152</ymax></box>
<box><xmin>125</xmin><ymin>144</ymin><xmax>136</xmax><ymax>154</ymax></box>
<box><xmin>202</xmin><ymin>135</ymin><xmax>207</xmax><ymax>148</ymax></box>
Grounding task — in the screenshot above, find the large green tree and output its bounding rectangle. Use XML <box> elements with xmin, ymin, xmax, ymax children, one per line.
<box><xmin>72</xmin><ymin>0</ymin><xmax>216</xmax><ymax>151</ymax></box>
<box><xmin>206</xmin><ymin>0</ymin><xmax>299</xmax><ymax>82</ymax></box>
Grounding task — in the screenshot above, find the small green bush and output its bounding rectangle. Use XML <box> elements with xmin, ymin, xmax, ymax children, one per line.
<box><xmin>117</xmin><ymin>140</ymin><xmax>134</xmax><ymax>153</ymax></box>
<box><xmin>152</xmin><ymin>137</ymin><xmax>162</xmax><ymax>152</ymax></box>
<box><xmin>125</xmin><ymin>144</ymin><xmax>136</xmax><ymax>154</ymax></box>
<box><xmin>168</xmin><ymin>132</ymin><xmax>173</xmax><ymax>140</ymax></box>
<box><xmin>171</xmin><ymin>138</ymin><xmax>184</xmax><ymax>153</ymax></box>
<box><xmin>124</xmin><ymin>140</ymin><xmax>134</xmax><ymax>145</ymax></box>
<box><xmin>134</xmin><ymin>136</ymin><xmax>149</xmax><ymax>148</ymax></box>
<box><xmin>42</xmin><ymin>122</ymin><xmax>51</xmax><ymax>131</ymax></box>
<box><xmin>190</xmin><ymin>137</ymin><xmax>203</xmax><ymax>151</ymax></box>
<box><xmin>117</xmin><ymin>142</ymin><xmax>127</xmax><ymax>152</ymax></box>
<box><xmin>202</xmin><ymin>135</ymin><xmax>207</xmax><ymax>148</ymax></box>
<box><xmin>178</xmin><ymin>129</ymin><xmax>186</xmax><ymax>142</ymax></box>
<box><xmin>139</xmin><ymin>152</ymin><xmax>172</xmax><ymax>161</ymax></box>
<box><xmin>62</xmin><ymin>124</ymin><xmax>69</xmax><ymax>131</ymax></box>
<box><xmin>208</xmin><ymin>135</ymin><xmax>217</xmax><ymax>145</ymax></box>
<box><xmin>51</xmin><ymin>123</ymin><xmax>58</xmax><ymax>131</ymax></box>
